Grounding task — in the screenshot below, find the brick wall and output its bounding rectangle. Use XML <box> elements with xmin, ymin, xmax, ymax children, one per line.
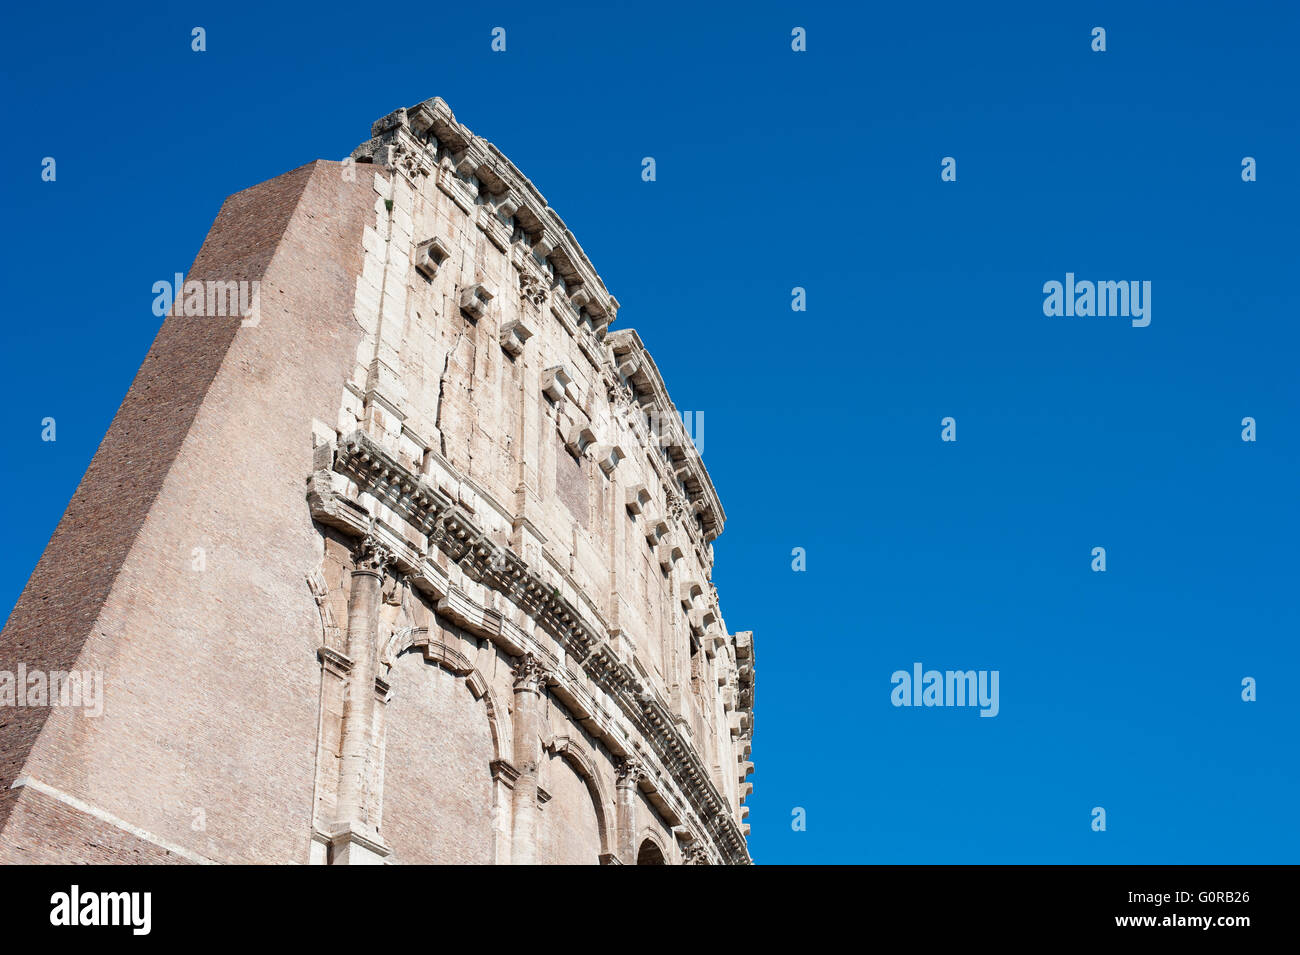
<box><xmin>0</xmin><ymin>161</ymin><xmax>377</xmax><ymax>862</ymax></box>
<box><xmin>379</xmin><ymin>651</ymin><xmax>495</xmax><ymax>864</ymax></box>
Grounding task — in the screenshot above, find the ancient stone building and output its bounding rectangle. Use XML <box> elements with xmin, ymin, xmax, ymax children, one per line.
<box><xmin>0</xmin><ymin>97</ymin><xmax>755</xmax><ymax>864</ymax></box>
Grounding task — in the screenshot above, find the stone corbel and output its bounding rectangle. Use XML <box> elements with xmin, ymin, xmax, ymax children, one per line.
<box><xmin>701</xmin><ymin>504</ymin><xmax>722</xmax><ymax>541</ymax></box>
<box><xmin>586</xmin><ymin>304</ymin><xmax>611</xmax><ymax>336</ymax></box>
<box><xmin>626</xmin><ymin>484</ymin><xmax>651</xmax><ymax>514</ymax></box>
<box><xmin>452</xmin><ymin>143</ymin><xmax>484</xmax><ymax>179</ymax></box>
<box><xmin>594</xmin><ymin>444</ymin><xmax>624</xmax><ymax>476</ymax></box>
<box><xmin>531</xmin><ymin>229</ymin><xmax>560</xmax><ymax>261</ymax></box>
<box><xmin>645</xmin><ymin>517</ymin><xmax>669</xmax><ymax>546</ymax></box>
<box><xmin>616</xmin><ymin>353</ymin><xmax>639</xmax><ymax>379</ymax></box>
<box><xmin>568</xmin><ymin>285</ymin><xmax>595</xmax><ymax>328</ymax></box>
<box><xmin>565</xmin><ymin>425</ymin><xmax>596</xmax><ymax>459</ymax></box>
<box><xmin>499</xmin><ymin>317</ymin><xmax>534</xmax><ymax>357</ymax></box>
<box><xmin>493</xmin><ymin>189</ymin><xmax>522</xmax><ymax>219</ymax></box>
<box><xmin>413</xmin><ymin>236</ymin><xmax>451</xmax><ymax>279</ymax></box>
<box><xmin>657</xmin><ymin>540</ymin><xmax>683</xmax><ymax>571</ymax></box>
<box><xmin>460</xmin><ymin>282</ymin><xmax>495</xmax><ymax>321</ymax></box>
<box><xmin>541</xmin><ymin>365</ymin><xmax>572</xmax><ymax>403</ymax></box>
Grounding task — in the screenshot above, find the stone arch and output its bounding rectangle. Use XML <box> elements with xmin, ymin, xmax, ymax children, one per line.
<box><xmin>376</xmin><ymin>624</ymin><xmax>506</xmax><ymax>864</ymax></box>
<box><xmin>636</xmin><ymin>834</ymin><xmax>667</xmax><ymax>865</ymax></box>
<box><xmin>544</xmin><ymin>735</ymin><xmax>614</xmax><ymax>858</ymax></box>
<box><xmin>381</xmin><ymin>625</ymin><xmax>508</xmax><ymax>762</ymax></box>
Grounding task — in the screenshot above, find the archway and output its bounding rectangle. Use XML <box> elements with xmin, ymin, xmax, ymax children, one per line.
<box><xmin>636</xmin><ymin>838</ymin><xmax>666</xmax><ymax>865</ymax></box>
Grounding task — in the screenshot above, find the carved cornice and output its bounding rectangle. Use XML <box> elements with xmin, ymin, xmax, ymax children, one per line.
<box><xmin>354</xmin><ymin>97</ymin><xmax>619</xmax><ymax>336</ymax></box>
<box><xmin>356</xmin><ymin>109</ymin><xmax>435</xmax><ymax>183</ymax></box>
<box><xmin>308</xmin><ymin>430</ymin><xmax>752</xmax><ymax>864</ymax></box>
<box><xmin>607</xmin><ymin>329</ymin><xmax>725</xmax><ymax>543</ymax></box>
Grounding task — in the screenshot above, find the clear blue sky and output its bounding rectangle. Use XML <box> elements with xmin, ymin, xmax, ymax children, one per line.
<box><xmin>3</xmin><ymin>1</ymin><xmax>1296</xmax><ymax>863</ymax></box>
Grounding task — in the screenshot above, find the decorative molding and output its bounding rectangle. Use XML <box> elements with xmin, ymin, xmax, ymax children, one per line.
<box><xmin>306</xmin><ymin>566</ymin><xmax>343</xmax><ymax>647</ymax></box>
<box><xmin>518</xmin><ymin>268</ymin><xmax>548</xmax><ymax>308</ymax></box>
<box><xmin>682</xmin><ymin>843</ymin><xmax>709</xmax><ymax>865</ymax></box>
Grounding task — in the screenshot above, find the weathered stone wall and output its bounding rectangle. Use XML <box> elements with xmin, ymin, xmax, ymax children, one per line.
<box><xmin>0</xmin><ymin>97</ymin><xmax>755</xmax><ymax>865</ymax></box>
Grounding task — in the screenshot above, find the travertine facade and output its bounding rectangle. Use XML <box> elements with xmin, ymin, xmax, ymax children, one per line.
<box><xmin>0</xmin><ymin>97</ymin><xmax>754</xmax><ymax>864</ymax></box>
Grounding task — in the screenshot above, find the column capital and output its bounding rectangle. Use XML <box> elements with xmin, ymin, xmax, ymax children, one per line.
<box><xmin>512</xmin><ymin>652</ymin><xmax>550</xmax><ymax>693</ymax></box>
<box><xmin>353</xmin><ymin>531</ymin><xmax>393</xmax><ymax>576</ymax></box>
<box><xmin>616</xmin><ymin>756</ymin><xmax>647</xmax><ymax>787</ymax></box>
<box><xmin>682</xmin><ymin>843</ymin><xmax>709</xmax><ymax>865</ymax></box>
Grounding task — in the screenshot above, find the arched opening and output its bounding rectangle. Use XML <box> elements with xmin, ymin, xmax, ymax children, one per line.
<box><xmin>636</xmin><ymin>838</ymin><xmax>666</xmax><ymax>865</ymax></box>
<box><xmin>380</xmin><ymin>649</ymin><xmax>496</xmax><ymax>864</ymax></box>
<box><xmin>544</xmin><ymin>736</ymin><xmax>614</xmax><ymax>862</ymax></box>
<box><xmin>542</xmin><ymin>750</ymin><xmax>603</xmax><ymax>865</ymax></box>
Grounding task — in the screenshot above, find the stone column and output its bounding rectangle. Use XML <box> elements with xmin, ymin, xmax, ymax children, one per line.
<box><xmin>615</xmin><ymin>756</ymin><xmax>646</xmax><ymax>864</ymax></box>
<box><xmin>509</xmin><ymin>653</ymin><xmax>548</xmax><ymax>864</ymax></box>
<box><xmin>330</xmin><ymin>534</ymin><xmax>392</xmax><ymax>864</ymax></box>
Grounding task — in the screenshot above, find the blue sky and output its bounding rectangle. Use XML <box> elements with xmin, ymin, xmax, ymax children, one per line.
<box><xmin>3</xmin><ymin>1</ymin><xmax>1296</xmax><ymax>863</ymax></box>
